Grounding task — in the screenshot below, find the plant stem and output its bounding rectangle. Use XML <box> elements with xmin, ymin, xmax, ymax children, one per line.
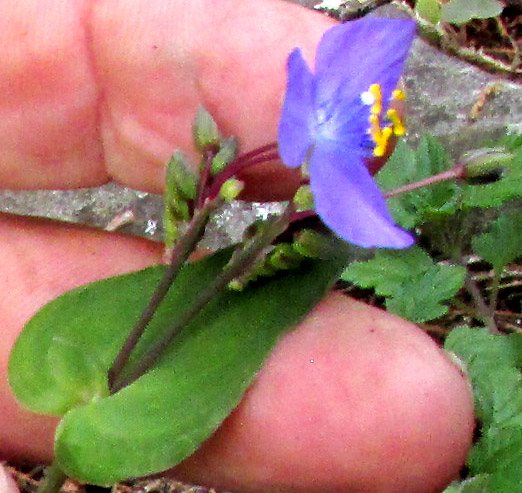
<box><xmin>110</xmin><ymin>202</ymin><xmax>296</xmax><ymax>392</ymax></box>
<box><xmin>196</xmin><ymin>150</ymin><xmax>214</xmax><ymax>209</ymax></box>
<box><xmin>488</xmin><ymin>269</ymin><xmax>502</xmax><ymax>313</ymax></box>
<box><xmin>384</xmin><ymin>164</ymin><xmax>465</xmax><ymax>199</ymax></box>
<box><xmin>108</xmin><ymin>198</ymin><xmax>221</xmax><ymax>392</ymax></box>
<box><xmin>209</xmin><ymin>143</ymin><xmax>279</xmax><ymax>198</ymax></box>
<box><xmin>35</xmin><ymin>462</ymin><xmax>67</xmax><ymax>493</ymax></box>
<box><xmin>464</xmin><ymin>271</ymin><xmax>501</xmax><ymax>335</ymax></box>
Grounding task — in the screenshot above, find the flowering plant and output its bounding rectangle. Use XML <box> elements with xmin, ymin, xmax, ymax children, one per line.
<box><xmin>7</xmin><ymin>12</ymin><xmax>522</xmax><ymax>493</ymax></box>
<box><xmin>279</xmin><ymin>18</ymin><xmax>415</xmax><ymax>248</ymax></box>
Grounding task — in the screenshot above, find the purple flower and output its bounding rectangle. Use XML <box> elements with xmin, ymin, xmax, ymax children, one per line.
<box><xmin>278</xmin><ymin>18</ymin><xmax>416</xmax><ymax>249</ymax></box>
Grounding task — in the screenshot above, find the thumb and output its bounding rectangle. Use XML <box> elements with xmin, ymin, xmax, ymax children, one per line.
<box><xmin>0</xmin><ymin>465</ymin><xmax>20</xmax><ymax>493</ymax></box>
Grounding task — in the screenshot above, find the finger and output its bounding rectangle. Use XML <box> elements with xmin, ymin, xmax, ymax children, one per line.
<box><xmin>175</xmin><ymin>293</ymin><xmax>474</xmax><ymax>492</ymax></box>
<box><xmin>0</xmin><ymin>465</ymin><xmax>20</xmax><ymax>493</ymax></box>
<box><xmin>0</xmin><ymin>216</ymin><xmax>474</xmax><ymax>492</ymax></box>
<box><xmin>0</xmin><ymin>214</ymin><xmax>163</xmax><ymax>462</ymax></box>
<box><xmin>0</xmin><ymin>0</ymin><xmax>333</xmax><ymax>198</ymax></box>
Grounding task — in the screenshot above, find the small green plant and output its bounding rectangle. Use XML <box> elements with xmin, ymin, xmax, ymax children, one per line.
<box><xmin>415</xmin><ymin>0</ymin><xmax>504</xmax><ymax>25</ymax></box>
<box><xmin>6</xmin><ymin>17</ymin><xmax>522</xmax><ymax>493</ymax></box>
<box><xmin>344</xmin><ymin>133</ymin><xmax>522</xmax><ymax>491</ymax></box>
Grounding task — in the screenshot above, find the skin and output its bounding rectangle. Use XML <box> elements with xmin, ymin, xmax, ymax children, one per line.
<box><xmin>0</xmin><ymin>0</ymin><xmax>474</xmax><ymax>491</ymax></box>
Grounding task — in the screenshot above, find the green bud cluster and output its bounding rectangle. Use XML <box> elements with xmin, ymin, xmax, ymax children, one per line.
<box><xmin>164</xmin><ymin>106</ymin><xmax>241</xmax><ymax>250</ymax></box>
<box><xmin>228</xmin><ymin>228</ymin><xmax>334</xmax><ymax>291</ymax></box>
<box><xmin>164</xmin><ymin>151</ymin><xmax>199</xmax><ymax>248</ymax></box>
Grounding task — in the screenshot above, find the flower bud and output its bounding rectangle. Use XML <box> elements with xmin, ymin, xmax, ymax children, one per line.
<box><xmin>293</xmin><ymin>185</ymin><xmax>315</xmax><ymax>212</ymax></box>
<box><xmin>268</xmin><ymin>243</ymin><xmax>303</xmax><ymax>270</ymax></box>
<box><xmin>461</xmin><ymin>147</ymin><xmax>515</xmax><ymax>181</ymax></box>
<box><xmin>166</xmin><ymin>150</ymin><xmax>198</xmax><ymax>200</ymax></box>
<box><xmin>293</xmin><ymin>229</ymin><xmax>334</xmax><ymax>259</ymax></box>
<box><xmin>212</xmin><ymin>136</ymin><xmax>238</xmax><ymax>175</ymax></box>
<box><xmin>164</xmin><ymin>151</ymin><xmax>196</xmax><ymax>248</ymax></box>
<box><xmin>219</xmin><ymin>178</ymin><xmax>244</xmax><ymax>202</ymax></box>
<box><xmin>192</xmin><ymin>105</ymin><xmax>220</xmax><ymax>153</ymax></box>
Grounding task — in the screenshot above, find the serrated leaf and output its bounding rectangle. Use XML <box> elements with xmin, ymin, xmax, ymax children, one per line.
<box><xmin>378</xmin><ymin>135</ymin><xmax>461</xmax><ymax>229</ymax></box>
<box><xmin>341</xmin><ymin>246</ymin><xmax>433</xmax><ymax>295</ymax></box>
<box><xmin>415</xmin><ymin>0</ymin><xmax>441</xmax><ymax>24</ymax></box>
<box><xmin>9</xmin><ymin>249</ymin><xmax>345</xmax><ymax>485</ymax></box>
<box><xmin>471</xmin><ymin>210</ymin><xmax>522</xmax><ymax>272</ymax></box>
<box><xmin>469</xmin><ymin>425</ymin><xmax>522</xmax><ymax>491</ymax></box>
<box><xmin>441</xmin><ymin>0</ymin><xmax>504</xmax><ymax>24</ymax></box>
<box><xmin>341</xmin><ymin>246</ymin><xmax>465</xmax><ymax>322</ymax></box>
<box><xmin>386</xmin><ymin>264</ymin><xmax>466</xmax><ymax>322</ymax></box>
<box><xmin>377</xmin><ymin>139</ymin><xmax>420</xmax><ymax>228</ymax></box>
<box><xmin>445</xmin><ymin>327</ymin><xmax>522</xmax><ymax>488</ymax></box>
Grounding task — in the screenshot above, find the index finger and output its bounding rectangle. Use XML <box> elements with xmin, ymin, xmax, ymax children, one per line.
<box><xmin>0</xmin><ymin>0</ymin><xmax>334</xmax><ymax>198</ymax></box>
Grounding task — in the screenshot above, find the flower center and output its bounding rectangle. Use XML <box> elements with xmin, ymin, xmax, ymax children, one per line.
<box><xmin>361</xmin><ymin>84</ymin><xmax>406</xmax><ymax>157</ymax></box>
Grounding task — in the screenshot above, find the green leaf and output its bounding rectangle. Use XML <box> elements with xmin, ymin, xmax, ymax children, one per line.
<box><xmin>341</xmin><ymin>246</ymin><xmax>465</xmax><ymax>322</ymax></box>
<box><xmin>415</xmin><ymin>0</ymin><xmax>441</xmax><ymax>24</ymax></box>
<box><xmin>377</xmin><ymin>135</ymin><xmax>461</xmax><ymax>229</ymax></box>
<box><xmin>445</xmin><ymin>327</ymin><xmax>522</xmax><ymax>489</ymax></box>
<box><xmin>377</xmin><ymin>139</ymin><xmax>420</xmax><ymax>228</ymax></box>
<box><xmin>443</xmin><ymin>475</ymin><xmax>490</xmax><ymax>493</ymax></box>
<box><xmin>441</xmin><ymin>0</ymin><xmax>504</xmax><ymax>24</ymax></box>
<box><xmin>9</xmin><ymin>249</ymin><xmax>345</xmax><ymax>485</ymax></box>
<box><xmin>471</xmin><ymin>210</ymin><xmax>522</xmax><ymax>272</ymax></box>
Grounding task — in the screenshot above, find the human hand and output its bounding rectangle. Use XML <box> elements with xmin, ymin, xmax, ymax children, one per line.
<box><xmin>0</xmin><ymin>1</ymin><xmax>474</xmax><ymax>491</ymax></box>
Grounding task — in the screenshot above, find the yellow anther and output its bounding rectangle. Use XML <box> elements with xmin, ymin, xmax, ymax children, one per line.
<box><xmin>386</xmin><ymin>108</ymin><xmax>406</xmax><ymax>136</ymax></box>
<box><xmin>369</xmin><ymin>114</ymin><xmax>381</xmax><ymax>137</ymax></box>
<box><xmin>373</xmin><ymin>127</ymin><xmax>393</xmax><ymax>157</ymax></box>
<box><xmin>365</xmin><ymin>83</ymin><xmax>400</xmax><ymax>157</ymax></box>
<box><xmin>369</xmin><ymin>83</ymin><xmax>382</xmax><ymax>115</ymax></box>
<box><xmin>392</xmin><ymin>89</ymin><xmax>406</xmax><ymax>101</ymax></box>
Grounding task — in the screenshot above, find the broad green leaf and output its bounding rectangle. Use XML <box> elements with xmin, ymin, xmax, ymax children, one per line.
<box><xmin>341</xmin><ymin>246</ymin><xmax>465</xmax><ymax>322</ymax></box>
<box><xmin>471</xmin><ymin>210</ymin><xmax>522</xmax><ymax>272</ymax></box>
<box><xmin>445</xmin><ymin>327</ymin><xmax>522</xmax><ymax>489</ymax></box>
<box><xmin>378</xmin><ymin>135</ymin><xmax>461</xmax><ymax>229</ymax></box>
<box><xmin>443</xmin><ymin>475</ymin><xmax>490</xmax><ymax>493</ymax></box>
<box><xmin>10</xmin><ymin>249</ymin><xmax>345</xmax><ymax>485</ymax></box>
<box><xmin>415</xmin><ymin>0</ymin><xmax>441</xmax><ymax>24</ymax></box>
<box><xmin>441</xmin><ymin>0</ymin><xmax>504</xmax><ymax>24</ymax></box>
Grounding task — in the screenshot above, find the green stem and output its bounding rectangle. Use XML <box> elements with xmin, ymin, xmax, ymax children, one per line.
<box><xmin>35</xmin><ymin>462</ymin><xmax>67</xmax><ymax>493</ymax></box>
<box><xmin>110</xmin><ymin>202</ymin><xmax>296</xmax><ymax>392</ymax></box>
<box><xmin>108</xmin><ymin>198</ymin><xmax>221</xmax><ymax>392</ymax></box>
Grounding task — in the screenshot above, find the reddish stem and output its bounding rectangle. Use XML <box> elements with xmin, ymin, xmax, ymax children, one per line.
<box><xmin>208</xmin><ymin>143</ymin><xmax>280</xmax><ymax>198</ymax></box>
<box><xmin>384</xmin><ymin>165</ymin><xmax>465</xmax><ymax>199</ymax></box>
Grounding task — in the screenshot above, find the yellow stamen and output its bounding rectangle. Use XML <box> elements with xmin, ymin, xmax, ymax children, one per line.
<box><xmin>369</xmin><ymin>83</ymin><xmax>382</xmax><ymax>115</ymax></box>
<box><xmin>373</xmin><ymin>127</ymin><xmax>393</xmax><ymax>157</ymax></box>
<box><xmin>365</xmin><ymin>84</ymin><xmax>406</xmax><ymax>157</ymax></box>
<box><xmin>392</xmin><ymin>89</ymin><xmax>406</xmax><ymax>100</ymax></box>
<box><xmin>386</xmin><ymin>108</ymin><xmax>405</xmax><ymax>136</ymax></box>
<box><xmin>369</xmin><ymin>114</ymin><xmax>381</xmax><ymax>139</ymax></box>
